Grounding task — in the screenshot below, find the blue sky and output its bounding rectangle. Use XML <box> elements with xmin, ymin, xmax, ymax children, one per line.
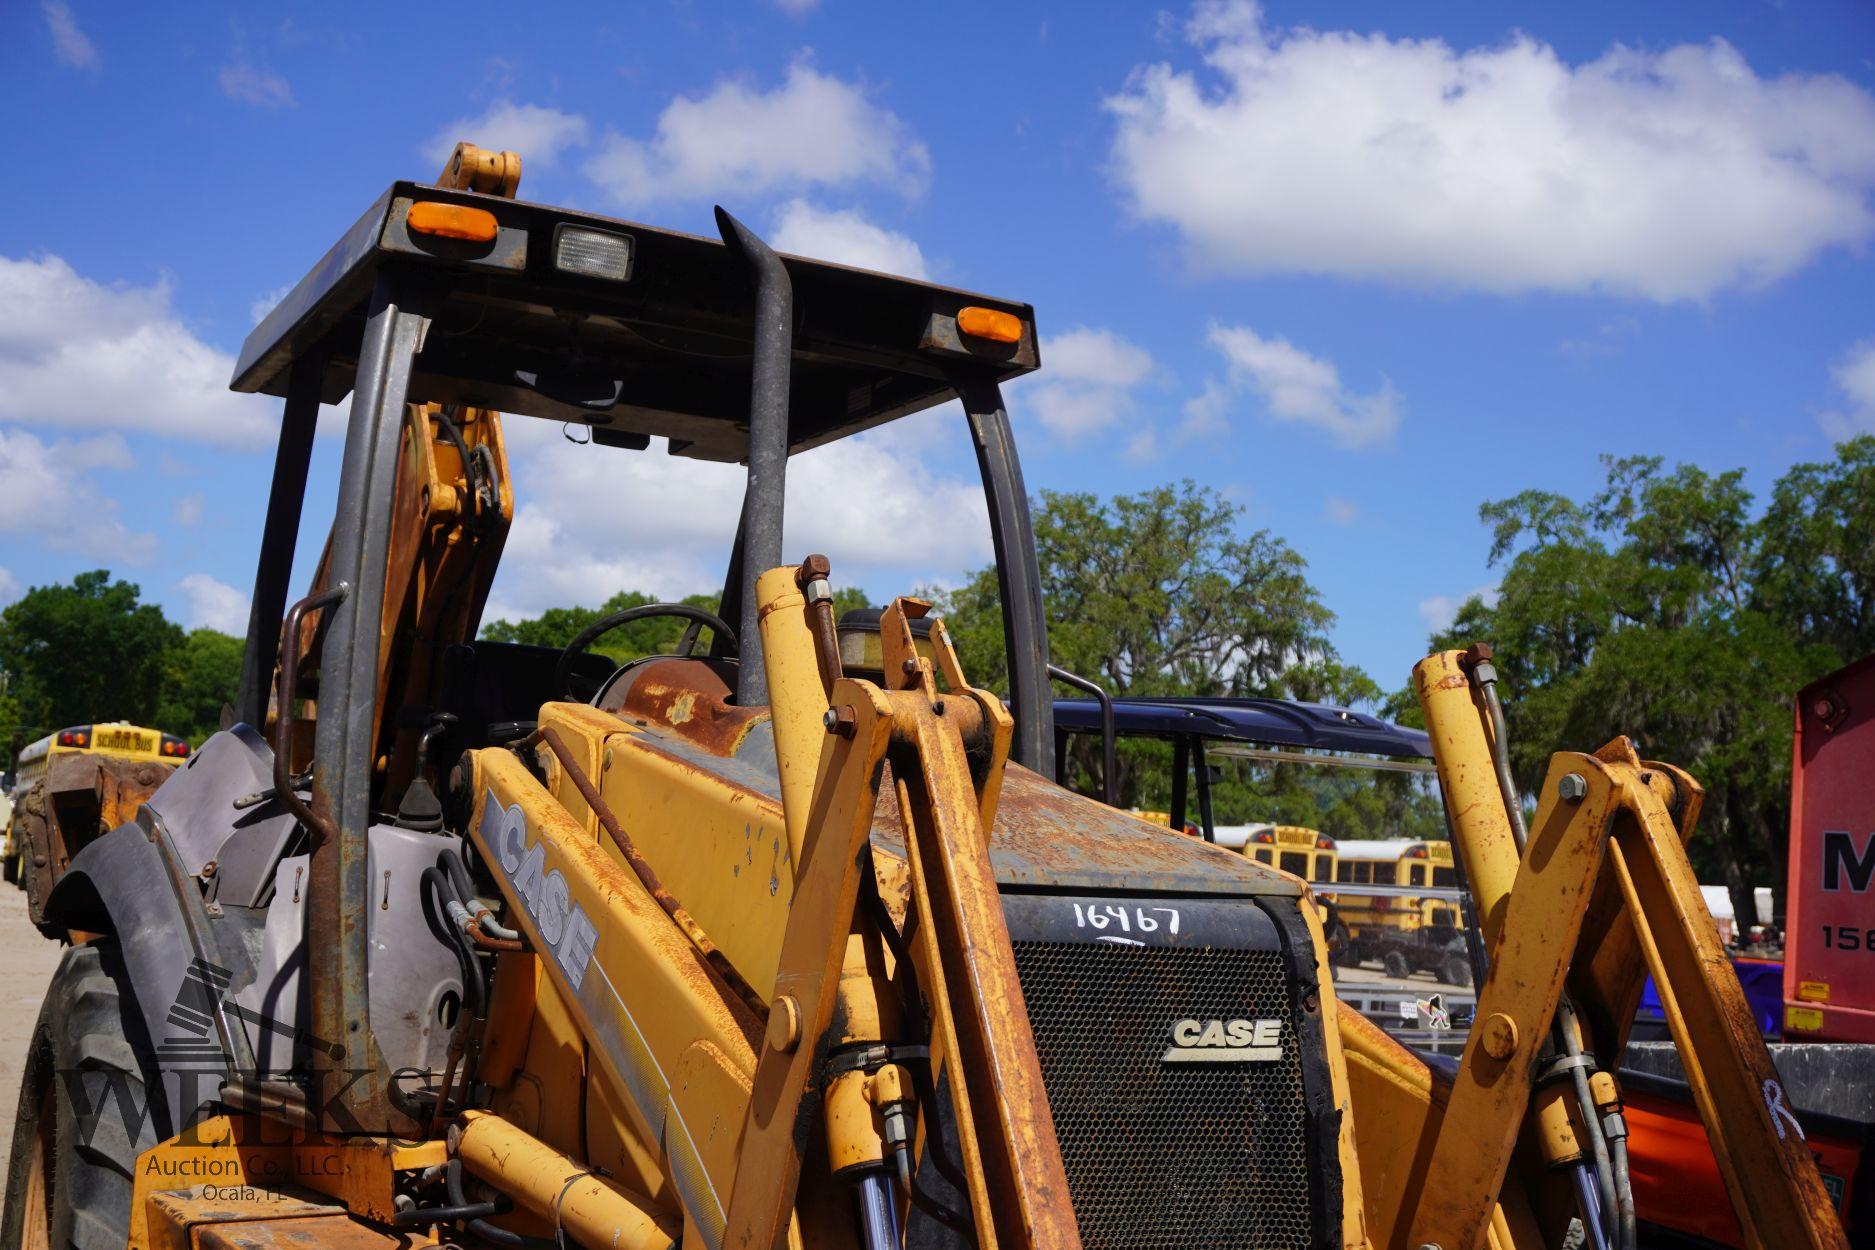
<box><xmin>3</xmin><ymin>1</ymin><xmax>1873</xmax><ymax>696</ymax></box>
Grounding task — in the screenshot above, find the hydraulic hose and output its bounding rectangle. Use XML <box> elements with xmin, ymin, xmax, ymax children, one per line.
<box><xmin>445</xmin><ymin>1158</ymin><xmax>560</xmax><ymax>1250</ymax></box>
<box><xmin>1609</xmin><ymin>1112</ymin><xmax>1638</xmax><ymax>1250</ymax></box>
<box><xmin>436</xmin><ymin>846</ymin><xmax>526</xmax><ymax>949</ymax></box>
<box><xmin>421</xmin><ymin>865</ymin><xmax>486</xmax><ymax>1015</ymax></box>
<box><xmin>440</xmin><ymin>846</ymin><xmax>479</xmax><ymax>907</ymax></box>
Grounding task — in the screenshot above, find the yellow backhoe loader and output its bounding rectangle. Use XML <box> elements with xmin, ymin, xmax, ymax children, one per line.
<box><xmin>0</xmin><ymin>146</ymin><xmax>1850</xmax><ymax>1250</ymax></box>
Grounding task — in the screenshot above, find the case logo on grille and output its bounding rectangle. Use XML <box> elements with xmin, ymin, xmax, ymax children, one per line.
<box><xmin>1162</xmin><ymin>1017</ymin><xmax>1283</xmax><ymax>1063</ymax></box>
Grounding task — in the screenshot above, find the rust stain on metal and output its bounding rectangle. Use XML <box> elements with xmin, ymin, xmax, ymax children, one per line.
<box><xmin>537</xmin><ymin>726</ymin><xmax>769</xmax><ymax>1021</ymax></box>
<box><xmin>881</xmin><ymin>764</ymin><xmax>1298</xmax><ymax>896</ymax></box>
<box><xmin>887</xmin><ymin>695</ymin><xmax>1083</xmax><ymax>1249</ymax></box>
<box><xmin>19</xmin><ymin>751</ymin><xmax>177</xmax><ymax>931</ymax></box>
<box><xmin>605</xmin><ymin>657</ymin><xmax>768</xmax><ymax>757</ymax></box>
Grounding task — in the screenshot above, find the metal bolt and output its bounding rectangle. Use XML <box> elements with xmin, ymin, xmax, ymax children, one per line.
<box><xmin>901</xmin><ymin>658</ymin><xmax>921</xmax><ymax>675</ymax></box>
<box><xmin>824</xmin><ymin>706</ymin><xmax>857</xmax><ymax>738</ymax></box>
<box><xmin>823</xmin><ymin>708</ymin><xmax>839</xmax><ymax>729</ymax></box>
<box><xmin>1481</xmin><ymin>1012</ymin><xmax>1519</xmax><ymax>1061</ymax></box>
<box><xmin>1557</xmin><ymin>772</ymin><xmax>1589</xmax><ymax>803</ymax></box>
<box><xmin>767</xmin><ymin>995</ymin><xmax>803</xmax><ymax>1054</ymax></box>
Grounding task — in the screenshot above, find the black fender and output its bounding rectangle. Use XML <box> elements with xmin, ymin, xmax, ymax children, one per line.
<box><xmin>44</xmin><ymin>819</ymin><xmax>257</xmax><ymax>1134</ymax></box>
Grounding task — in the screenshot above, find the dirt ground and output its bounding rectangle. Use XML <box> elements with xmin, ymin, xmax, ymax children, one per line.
<box><xmin>0</xmin><ymin>881</ymin><xmax>65</xmax><ymax>1192</ymax></box>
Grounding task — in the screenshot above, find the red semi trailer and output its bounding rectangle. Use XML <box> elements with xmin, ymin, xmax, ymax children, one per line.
<box><xmin>1616</xmin><ymin>655</ymin><xmax>1875</xmax><ymax>1247</ymax></box>
<box><xmin>1787</xmin><ymin>653</ymin><xmax>1875</xmax><ymax>1044</ymax></box>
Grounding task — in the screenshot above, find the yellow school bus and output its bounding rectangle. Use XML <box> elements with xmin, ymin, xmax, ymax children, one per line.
<box><xmin>4</xmin><ymin>722</ymin><xmax>190</xmax><ymax>894</ymax></box>
<box><xmin>1327</xmin><ymin>838</ymin><xmax>1471</xmax><ymax>983</ymax></box>
<box><xmin>1243</xmin><ymin>824</ymin><xmax>1337</xmax><ymax>885</ymax></box>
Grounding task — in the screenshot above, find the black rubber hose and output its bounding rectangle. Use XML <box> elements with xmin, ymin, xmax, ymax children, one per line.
<box><xmin>439</xmin><ymin>846</ymin><xmax>479</xmax><ymax>907</ymax></box>
<box><xmin>446</xmin><ymin>1159</ymin><xmax>560</xmax><ymax>1249</ymax></box>
<box><xmin>432</xmin><ymin>408</ymin><xmax>488</xmax><ymax>522</ymax></box>
<box><xmin>1610</xmin><ymin>1123</ymin><xmax>1638</xmax><ymax>1250</ymax></box>
<box><xmin>420</xmin><ymin>866</ymin><xmax>485</xmax><ymax>1015</ymax></box>
<box><xmin>393</xmin><ymin>1199</ymin><xmax>503</xmax><ymax>1226</ymax></box>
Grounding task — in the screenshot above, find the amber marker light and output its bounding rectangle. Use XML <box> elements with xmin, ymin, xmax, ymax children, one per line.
<box><xmin>957</xmin><ymin>306</ymin><xmax>1023</xmax><ymax>343</ymax></box>
<box><xmin>408</xmin><ymin>201</ymin><xmax>500</xmax><ymax>243</ymax></box>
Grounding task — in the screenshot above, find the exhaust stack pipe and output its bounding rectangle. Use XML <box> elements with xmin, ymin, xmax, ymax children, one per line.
<box><xmin>716</xmin><ymin>207</ymin><xmax>793</xmax><ymax>707</ymax></box>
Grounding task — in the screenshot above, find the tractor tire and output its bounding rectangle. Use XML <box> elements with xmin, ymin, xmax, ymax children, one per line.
<box><xmin>1382</xmin><ymin>950</ymin><xmax>1411</xmax><ymax>981</ymax></box>
<box><xmin>2</xmin><ymin>941</ymin><xmax>167</xmax><ymax>1250</ymax></box>
<box><xmin>1441</xmin><ymin>955</ymin><xmax>1474</xmax><ymax>988</ymax></box>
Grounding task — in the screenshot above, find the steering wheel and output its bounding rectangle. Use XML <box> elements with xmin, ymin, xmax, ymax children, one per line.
<box><xmin>555</xmin><ymin>603</ymin><xmax>738</xmax><ymax>700</ymax></box>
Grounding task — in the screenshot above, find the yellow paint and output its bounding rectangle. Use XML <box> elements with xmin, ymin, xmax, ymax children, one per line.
<box><xmin>1413</xmin><ymin>650</ymin><xmax>1521</xmax><ymax>948</ymax></box>
<box><xmin>467</xmin><ymin>744</ymin><xmax>762</xmax><ymax>1234</ymax></box>
<box><xmin>755</xmin><ymin>564</ymin><xmax>830</xmax><ymax>870</ymax></box>
<box><xmin>457</xmin><ymin>1110</ymin><xmax>678</xmax><ymax>1249</ymax></box>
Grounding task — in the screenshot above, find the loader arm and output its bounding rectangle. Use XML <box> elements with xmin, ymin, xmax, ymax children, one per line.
<box><xmin>457</xmin><ymin>589</ymin><xmax>1081</xmax><ymax>1250</ymax></box>
<box><xmin>1394</xmin><ymin>650</ymin><xmax>1849</xmax><ymax>1250</ymax></box>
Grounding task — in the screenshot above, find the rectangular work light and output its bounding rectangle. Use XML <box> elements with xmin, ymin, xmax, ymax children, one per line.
<box><xmin>554</xmin><ymin>225</ymin><xmax>634</xmax><ymax>281</ymax></box>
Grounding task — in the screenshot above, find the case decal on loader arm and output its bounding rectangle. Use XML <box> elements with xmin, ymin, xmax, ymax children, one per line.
<box><xmin>468</xmin><ymin>750</ymin><xmax>760</xmax><ymax>1250</ymax></box>
<box><xmin>481</xmin><ymin>792</ymin><xmax>600</xmax><ymax>988</ymax></box>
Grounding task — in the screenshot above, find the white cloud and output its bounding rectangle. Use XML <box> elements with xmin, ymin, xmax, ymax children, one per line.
<box><xmin>42</xmin><ymin>2</ymin><xmax>98</xmax><ymax>71</ymax></box>
<box><xmin>1324</xmin><ymin>495</ymin><xmax>1358</xmax><ymax>525</ymax></box>
<box><xmin>585</xmin><ymin>63</ymin><xmax>930</xmax><ymax>210</ymax></box>
<box><xmin>219</xmin><ymin>64</ymin><xmax>294</xmax><ymax>108</ymax></box>
<box><xmin>423</xmin><ymin>101</ymin><xmax>590</xmax><ymax>170</ymax></box>
<box><xmin>177</xmin><ymin>577</ymin><xmax>251</xmax><ymax>637</ymax></box>
<box><xmin>1018</xmin><ymin>327</ymin><xmax>1155</xmax><ymax>442</ymax></box>
<box><xmin>1107</xmin><ymin>2</ymin><xmax>1875</xmax><ymax>300</ymax></box>
<box><xmin>770</xmin><ymin>200</ymin><xmax>928</xmax><ymax>277</ymax></box>
<box><xmin>178</xmin><ymin>573</ymin><xmax>250</xmax><ymax>634</ymax></box>
<box><xmin>174</xmin><ymin>492</ymin><xmax>206</xmax><ymax>527</ymax></box>
<box><xmin>1179</xmin><ymin>377</ymin><xmax>1232</xmax><ymax>442</ymax></box>
<box><xmin>1123</xmin><ymin>428</ymin><xmax>1160</xmax><ymax>464</ymax></box>
<box><xmin>1419</xmin><ymin>583</ymin><xmax>1500</xmax><ymax>634</ymax></box>
<box><xmin>483</xmin><ymin>415</ymin><xmax>989</xmax><ymax>621</ymax></box>
<box><xmin>1200</xmin><ymin>324</ymin><xmax>1400</xmax><ymax>449</ymax></box>
<box><xmin>0</xmin><ymin>430</ymin><xmax>155</xmax><ymax>562</ymax></box>
<box><xmin>1821</xmin><ymin>338</ymin><xmax>1875</xmax><ymax>441</ymax></box>
<box><xmin>0</xmin><ymin>254</ymin><xmax>276</xmax><ymax>448</ymax></box>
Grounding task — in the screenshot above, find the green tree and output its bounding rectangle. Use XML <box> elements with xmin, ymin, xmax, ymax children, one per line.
<box><xmin>1751</xmin><ymin>434</ymin><xmax>1875</xmax><ymax>659</ymax></box>
<box><xmin>158</xmin><ymin>629</ymin><xmax>245</xmax><ymax>743</ymax></box>
<box><xmin>480</xmin><ymin>586</ymin><xmax>869</xmax><ymax>663</ymax></box>
<box><xmin>934</xmin><ymin>481</ymin><xmax>1424</xmax><ymax>833</ymax></box>
<box><xmin>1412</xmin><ymin>451</ymin><xmax>1851</xmax><ymax>919</ymax></box>
<box><xmin>0</xmin><ymin>571</ymin><xmax>183</xmax><ymax>746</ymax></box>
<box><xmin>938</xmin><ymin>481</ymin><xmax>1355</xmax><ymax>700</ymax></box>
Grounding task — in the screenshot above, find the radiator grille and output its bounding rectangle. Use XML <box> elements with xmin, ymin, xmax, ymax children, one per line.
<box><xmin>1010</xmin><ymin>939</ymin><xmax>1313</xmax><ymax>1250</ymax></box>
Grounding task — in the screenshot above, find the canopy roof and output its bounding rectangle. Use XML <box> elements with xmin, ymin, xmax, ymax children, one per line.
<box><xmin>1054</xmin><ymin>695</ymin><xmax>1433</xmax><ymax>758</ymax></box>
<box><xmin>233</xmin><ymin>183</ymin><xmax>1038</xmax><ymax>462</ymax></box>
